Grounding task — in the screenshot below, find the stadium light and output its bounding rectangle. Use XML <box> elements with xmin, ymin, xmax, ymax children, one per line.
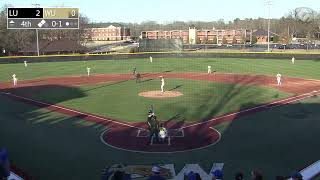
<box><xmin>265</xmin><ymin>0</ymin><xmax>272</xmax><ymax>52</ymax></box>
<box><xmin>32</xmin><ymin>3</ymin><xmax>40</xmax><ymax>56</ymax></box>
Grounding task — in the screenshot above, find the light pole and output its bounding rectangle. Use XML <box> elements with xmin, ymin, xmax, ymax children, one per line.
<box><xmin>32</xmin><ymin>3</ymin><xmax>40</xmax><ymax>56</ymax></box>
<box><xmin>265</xmin><ymin>0</ymin><xmax>272</xmax><ymax>52</ymax></box>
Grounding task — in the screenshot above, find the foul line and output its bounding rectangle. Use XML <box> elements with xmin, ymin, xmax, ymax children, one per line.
<box><xmin>0</xmin><ymin>90</ymin><xmax>319</xmax><ymax>132</ymax></box>
<box><xmin>181</xmin><ymin>90</ymin><xmax>320</xmax><ymax>129</ymax></box>
<box><xmin>0</xmin><ymin>91</ymin><xmax>144</xmax><ymax>130</ymax></box>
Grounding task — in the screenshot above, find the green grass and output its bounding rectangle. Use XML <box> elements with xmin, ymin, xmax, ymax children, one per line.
<box><xmin>1</xmin><ymin>92</ymin><xmax>320</xmax><ymax>180</ymax></box>
<box><xmin>9</xmin><ymin>78</ymin><xmax>290</xmax><ymax>122</ymax></box>
<box><xmin>0</xmin><ymin>58</ymin><xmax>320</xmax><ymax>82</ymax></box>
<box><xmin>0</xmin><ymin>57</ymin><xmax>319</xmax><ymax>179</ymax></box>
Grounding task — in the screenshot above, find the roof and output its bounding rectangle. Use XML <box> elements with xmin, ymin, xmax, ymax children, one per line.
<box><xmin>20</xmin><ymin>39</ymin><xmax>87</xmax><ymax>53</ymax></box>
<box><xmin>253</xmin><ymin>29</ymin><xmax>278</xmax><ymax>36</ymax></box>
<box><xmin>42</xmin><ymin>39</ymin><xmax>87</xmax><ymax>52</ymax></box>
<box><xmin>20</xmin><ymin>40</ymin><xmax>50</xmax><ymax>53</ymax></box>
<box><xmin>88</xmin><ymin>23</ymin><xmax>125</xmax><ymax>28</ymax></box>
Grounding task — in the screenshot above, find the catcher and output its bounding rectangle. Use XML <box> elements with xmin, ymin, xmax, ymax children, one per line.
<box><xmin>159</xmin><ymin>124</ymin><xmax>168</xmax><ymax>143</ymax></box>
<box><xmin>147</xmin><ymin>109</ymin><xmax>160</xmax><ymax>144</ymax></box>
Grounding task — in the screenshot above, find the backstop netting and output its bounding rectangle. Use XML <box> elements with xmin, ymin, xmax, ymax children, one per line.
<box><xmin>138</xmin><ymin>39</ymin><xmax>183</xmax><ymax>52</ymax></box>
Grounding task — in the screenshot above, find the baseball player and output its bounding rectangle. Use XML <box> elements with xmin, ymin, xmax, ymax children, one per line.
<box><xmin>150</xmin><ymin>56</ymin><xmax>153</xmax><ymax>63</ymax></box>
<box><xmin>24</xmin><ymin>61</ymin><xmax>27</xmax><ymax>67</ymax></box>
<box><xmin>276</xmin><ymin>73</ymin><xmax>282</xmax><ymax>86</ymax></box>
<box><xmin>159</xmin><ymin>124</ymin><xmax>167</xmax><ymax>143</ymax></box>
<box><xmin>160</xmin><ymin>76</ymin><xmax>165</xmax><ymax>92</ymax></box>
<box><xmin>87</xmin><ymin>67</ymin><xmax>91</xmax><ymax>77</ymax></box>
<box><xmin>291</xmin><ymin>56</ymin><xmax>295</xmax><ymax>64</ymax></box>
<box><xmin>12</xmin><ymin>74</ymin><xmax>17</xmax><ymax>86</ymax></box>
<box><xmin>132</xmin><ymin>67</ymin><xmax>137</xmax><ymax>76</ymax></box>
<box><xmin>208</xmin><ymin>65</ymin><xmax>212</xmax><ymax>74</ymax></box>
<box><xmin>147</xmin><ymin>110</ymin><xmax>159</xmax><ymax>144</ymax></box>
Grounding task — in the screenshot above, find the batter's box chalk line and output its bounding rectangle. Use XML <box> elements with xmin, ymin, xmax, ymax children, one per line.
<box><xmin>136</xmin><ymin>129</ymin><xmax>184</xmax><ymax>138</ymax></box>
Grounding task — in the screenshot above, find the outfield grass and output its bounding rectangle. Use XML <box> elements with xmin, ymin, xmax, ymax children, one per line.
<box><xmin>9</xmin><ymin>78</ymin><xmax>290</xmax><ymax>122</ymax></box>
<box><xmin>0</xmin><ymin>58</ymin><xmax>320</xmax><ymax>82</ymax></box>
<box><xmin>1</xmin><ymin>93</ymin><xmax>320</xmax><ymax>180</ymax></box>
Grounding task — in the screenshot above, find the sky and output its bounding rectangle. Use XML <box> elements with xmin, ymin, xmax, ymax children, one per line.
<box><xmin>2</xmin><ymin>0</ymin><xmax>320</xmax><ymax>23</ymax></box>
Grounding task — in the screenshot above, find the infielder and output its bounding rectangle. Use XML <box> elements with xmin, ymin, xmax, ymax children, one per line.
<box><xmin>12</xmin><ymin>74</ymin><xmax>17</xmax><ymax>86</ymax></box>
<box><xmin>276</xmin><ymin>73</ymin><xmax>282</xmax><ymax>85</ymax></box>
<box><xmin>132</xmin><ymin>67</ymin><xmax>137</xmax><ymax>76</ymax></box>
<box><xmin>208</xmin><ymin>65</ymin><xmax>212</xmax><ymax>74</ymax></box>
<box><xmin>150</xmin><ymin>56</ymin><xmax>153</xmax><ymax>63</ymax></box>
<box><xmin>24</xmin><ymin>61</ymin><xmax>27</xmax><ymax>67</ymax></box>
<box><xmin>87</xmin><ymin>67</ymin><xmax>91</xmax><ymax>77</ymax></box>
<box><xmin>291</xmin><ymin>56</ymin><xmax>295</xmax><ymax>64</ymax></box>
<box><xmin>160</xmin><ymin>76</ymin><xmax>165</xmax><ymax>92</ymax></box>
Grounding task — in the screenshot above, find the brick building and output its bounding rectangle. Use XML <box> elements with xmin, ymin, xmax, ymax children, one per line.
<box><xmin>141</xmin><ymin>27</ymin><xmax>252</xmax><ymax>44</ymax></box>
<box><xmin>252</xmin><ymin>29</ymin><xmax>278</xmax><ymax>44</ymax></box>
<box><xmin>86</xmin><ymin>24</ymin><xmax>130</xmax><ymax>41</ymax></box>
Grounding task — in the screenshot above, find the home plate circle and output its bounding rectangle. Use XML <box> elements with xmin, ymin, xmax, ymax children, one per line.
<box><xmin>100</xmin><ymin>125</ymin><xmax>221</xmax><ymax>153</ymax></box>
<box><xmin>139</xmin><ymin>91</ymin><xmax>183</xmax><ymax>98</ymax></box>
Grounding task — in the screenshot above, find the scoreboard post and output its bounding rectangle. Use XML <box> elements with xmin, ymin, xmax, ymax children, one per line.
<box><xmin>7</xmin><ymin>8</ymin><xmax>79</xmax><ymax>29</ymax></box>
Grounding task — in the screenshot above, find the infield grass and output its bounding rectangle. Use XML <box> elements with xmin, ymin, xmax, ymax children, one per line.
<box><xmin>7</xmin><ymin>78</ymin><xmax>291</xmax><ymax>122</ymax></box>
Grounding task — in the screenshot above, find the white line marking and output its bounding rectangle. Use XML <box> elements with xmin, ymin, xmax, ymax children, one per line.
<box><xmin>136</xmin><ymin>130</ymin><xmax>141</xmax><ymax>137</ymax></box>
<box><xmin>100</xmin><ymin>127</ymin><xmax>222</xmax><ymax>153</ymax></box>
<box><xmin>181</xmin><ymin>90</ymin><xmax>320</xmax><ymax>129</ymax></box>
<box><xmin>0</xmin><ymin>91</ymin><xmax>144</xmax><ymax>130</ymax></box>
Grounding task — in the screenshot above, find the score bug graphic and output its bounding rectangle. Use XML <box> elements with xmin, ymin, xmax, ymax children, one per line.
<box><xmin>7</xmin><ymin>7</ymin><xmax>79</xmax><ymax>29</ymax></box>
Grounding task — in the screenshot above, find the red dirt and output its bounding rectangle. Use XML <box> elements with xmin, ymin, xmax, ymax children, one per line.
<box><xmin>1</xmin><ymin>73</ymin><xmax>319</xmax><ymax>94</ymax></box>
<box><xmin>0</xmin><ymin>73</ymin><xmax>320</xmax><ymax>152</ymax></box>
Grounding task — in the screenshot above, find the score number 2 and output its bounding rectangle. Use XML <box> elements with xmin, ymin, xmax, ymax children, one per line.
<box><xmin>36</xmin><ymin>10</ymin><xmax>41</xmax><ymax>17</ymax></box>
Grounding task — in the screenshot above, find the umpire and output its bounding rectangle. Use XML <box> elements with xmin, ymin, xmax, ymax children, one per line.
<box><xmin>147</xmin><ymin>110</ymin><xmax>160</xmax><ymax>144</ymax></box>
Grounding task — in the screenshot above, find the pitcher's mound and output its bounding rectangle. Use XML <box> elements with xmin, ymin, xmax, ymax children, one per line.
<box><xmin>139</xmin><ymin>91</ymin><xmax>183</xmax><ymax>98</ymax></box>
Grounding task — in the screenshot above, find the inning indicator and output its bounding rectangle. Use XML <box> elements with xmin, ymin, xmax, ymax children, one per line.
<box><xmin>7</xmin><ymin>8</ymin><xmax>79</xmax><ymax>29</ymax></box>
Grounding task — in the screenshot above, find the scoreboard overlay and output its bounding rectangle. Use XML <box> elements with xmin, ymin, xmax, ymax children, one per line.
<box><xmin>7</xmin><ymin>8</ymin><xmax>79</xmax><ymax>29</ymax></box>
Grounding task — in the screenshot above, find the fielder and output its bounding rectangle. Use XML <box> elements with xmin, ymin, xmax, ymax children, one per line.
<box><xmin>132</xmin><ymin>67</ymin><xmax>137</xmax><ymax>76</ymax></box>
<box><xmin>208</xmin><ymin>65</ymin><xmax>212</xmax><ymax>74</ymax></box>
<box><xmin>160</xmin><ymin>76</ymin><xmax>165</xmax><ymax>92</ymax></box>
<box><xmin>12</xmin><ymin>74</ymin><xmax>17</xmax><ymax>86</ymax></box>
<box><xmin>276</xmin><ymin>73</ymin><xmax>282</xmax><ymax>86</ymax></box>
<box><xmin>291</xmin><ymin>56</ymin><xmax>295</xmax><ymax>64</ymax></box>
<box><xmin>24</xmin><ymin>61</ymin><xmax>27</xmax><ymax>67</ymax></box>
<box><xmin>87</xmin><ymin>67</ymin><xmax>91</xmax><ymax>77</ymax></box>
<box><xmin>150</xmin><ymin>56</ymin><xmax>153</xmax><ymax>63</ymax></box>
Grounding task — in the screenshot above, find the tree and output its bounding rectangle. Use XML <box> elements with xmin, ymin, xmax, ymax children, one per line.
<box><xmin>251</xmin><ymin>36</ymin><xmax>258</xmax><ymax>44</ymax></box>
<box><xmin>232</xmin><ymin>36</ymin><xmax>237</xmax><ymax>44</ymax></box>
<box><xmin>222</xmin><ymin>36</ymin><xmax>227</xmax><ymax>44</ymax></box>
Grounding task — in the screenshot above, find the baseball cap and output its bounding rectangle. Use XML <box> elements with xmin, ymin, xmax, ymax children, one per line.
<box><xmin>152</xmin><ymin>166</ymin><xmax>161</xmax><ymax>173</ymax></box>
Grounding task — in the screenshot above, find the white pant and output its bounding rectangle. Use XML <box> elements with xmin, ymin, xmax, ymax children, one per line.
<box><xmin>161</xmin><ymin>84</ymin><xmax>164</xmax><ymax>92</ymax></box>
<box><xmin>87</xmin><ymin>72</ymin><xmax>90</xmax><ymax>76</ymax></box>
<box><xmin>13</xmin><ymin>78</ymin><xmax>17</xmax><ymax>86</ymax></box>
<box><xmin>277</xmin><ymin>78</ymin><xmax>281</xmax><ymax>85</ymax></box>
<box><xmin>208</xmin><ymin>69</ymin><xmax>211</xmax><ymax>74</ymax></box>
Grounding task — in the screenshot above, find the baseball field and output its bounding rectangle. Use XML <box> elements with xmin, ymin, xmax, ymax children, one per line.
<box><xmin>0</xmin><ymin>56</ymin><xmax>320</xmax><ymax>179</ymax></box>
